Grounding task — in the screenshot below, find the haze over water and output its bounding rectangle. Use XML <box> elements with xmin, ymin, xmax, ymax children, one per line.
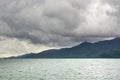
<box><xmin>0</xmin><ymin>59</ymin><xmax>120</xmax><ymax>80</ymax></box>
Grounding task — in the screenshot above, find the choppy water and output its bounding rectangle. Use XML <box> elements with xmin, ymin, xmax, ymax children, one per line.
<box><xmin>0</xmin><ymin>59</ymin><xmax>120</xmax><ymax>80</ymax></box>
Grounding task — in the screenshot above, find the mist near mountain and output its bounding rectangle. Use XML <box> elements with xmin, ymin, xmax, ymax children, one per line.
<box><xmin>14</xmin><ymin>38</ymin><xmax>120</xmax><ymax>58</ymax></box>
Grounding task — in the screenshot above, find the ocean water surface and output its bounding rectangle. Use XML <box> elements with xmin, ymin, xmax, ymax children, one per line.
<box><xmin>0</xmin><ymin>59</ymin><xmax>120</xmax><ymax>80</ymax></box>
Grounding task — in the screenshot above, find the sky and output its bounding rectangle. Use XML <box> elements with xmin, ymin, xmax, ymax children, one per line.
<box><xmin>0</xmin><ymin>0</ymin><xmax>120</xmax><ymax>58</ymax></box>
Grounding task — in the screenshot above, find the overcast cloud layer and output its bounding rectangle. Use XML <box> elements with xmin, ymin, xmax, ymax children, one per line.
<box><xmin>0</xmin><ymin>0</ymin><xmax>120</xmax><ymax>57</ymax></box>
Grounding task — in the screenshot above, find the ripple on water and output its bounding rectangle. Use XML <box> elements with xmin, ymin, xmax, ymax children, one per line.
<box><xmin>0</xmin><ymin>59</ymin><xmax>120</xmax><ymax>80</ymax></box>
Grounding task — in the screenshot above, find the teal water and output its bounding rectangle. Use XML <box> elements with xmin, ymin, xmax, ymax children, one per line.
<box><xmin>0</xmin><ymin>59</ymin><xmax>120</xmax><ymax>80</ymax></box>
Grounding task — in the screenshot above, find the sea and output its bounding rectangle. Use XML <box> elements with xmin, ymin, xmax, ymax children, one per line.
<box><xmin>0</xmin><ymin>59</ymin><xmax>120</xmax><ymax>80</ymax></box>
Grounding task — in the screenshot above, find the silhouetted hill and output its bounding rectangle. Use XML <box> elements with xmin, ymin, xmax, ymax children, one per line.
<box><xmin>16</xmin><ymin>38</ymin><xmax>120</xmax><ymax>58</ymax></box>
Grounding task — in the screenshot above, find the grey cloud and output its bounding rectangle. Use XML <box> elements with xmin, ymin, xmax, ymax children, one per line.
<box><xmin>0</xmin><ymin>0</ymin><xmax>120</xmax><ymax>48</ymax></box>
<box><xmin>102</xmin><ymin>0</ymin><xmax>120</xmax><ymax>20</ymax></box>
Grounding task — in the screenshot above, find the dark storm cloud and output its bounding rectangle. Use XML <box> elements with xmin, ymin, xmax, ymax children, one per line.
<box><xmin>0</xmin><ymin>0</ymin><xmax>120</xmax><ymax>47</ymax></box>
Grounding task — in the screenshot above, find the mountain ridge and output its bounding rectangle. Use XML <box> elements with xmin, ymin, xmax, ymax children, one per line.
<box><xmin>13</xmin><ymin>38</ymin><xmax>120</xmax><ymax>58</ymax></box>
